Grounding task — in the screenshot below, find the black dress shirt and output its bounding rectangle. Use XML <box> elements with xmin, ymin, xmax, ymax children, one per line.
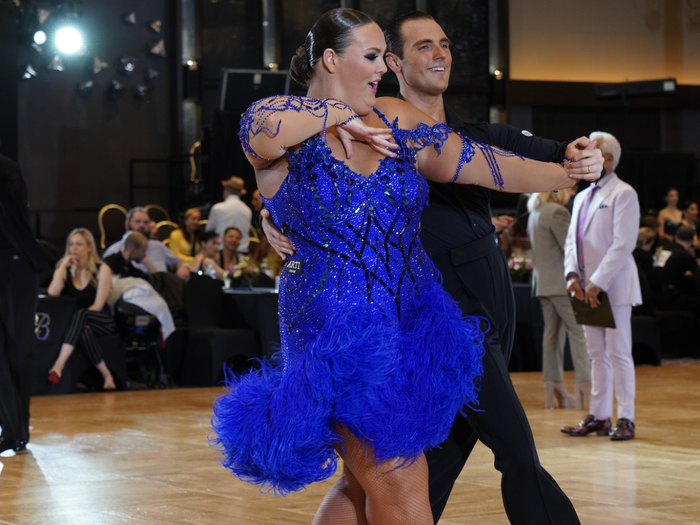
<box><xmin>103</xmin><ymin>252</ymin><xmax>148</xmax><ymax>279</ymax></box>
<box><xmin>420</xmin><ymin>106</ymin><xmax>568</xmax><ymax>254</ymax></box>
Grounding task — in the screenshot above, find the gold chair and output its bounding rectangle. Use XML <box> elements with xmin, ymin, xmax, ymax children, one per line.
<box><xmin>156</xmin><ymin>220</ymin><xmax>179</xmax><ymax>243</ymax></box>
<box><xmin>98</xmin><ymin>204</ymin><xmax>127</xmax><ymax>250</ymax></box>
<box><xmin>145</xmin><ymin>204</ymin><xmax>170</xmax><ymax>224</ymax></box>
<box><xmin>248</xmin><ymin>224</ymin><xmax>261</xmax><ymax>255</ymax></box>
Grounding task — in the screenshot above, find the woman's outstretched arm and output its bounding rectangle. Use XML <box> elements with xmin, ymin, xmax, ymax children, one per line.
<box><xmin>375</xmin><ymin>97</ymin><xmax>602</xmax><ymax>194</ymax></box>
<box><xmin>419</xmin><ymin>133</ymin><xmax>581</xmax><ymax>193</ymax></box>
<box><xmin>239</xmin><ymin>96</ymin><xmax>395</xmax><ymax>167</ymax></box>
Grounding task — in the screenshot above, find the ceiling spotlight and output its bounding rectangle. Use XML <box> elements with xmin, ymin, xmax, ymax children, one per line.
<box><xmin>33</xmin><ymin>30</ymin><xmax>47</xmax><ymax>45</ymax></box>
<box><xmin>56</xmin><ymin>27</ymin><xmax>83</xmax><ymax>54</ymax></box>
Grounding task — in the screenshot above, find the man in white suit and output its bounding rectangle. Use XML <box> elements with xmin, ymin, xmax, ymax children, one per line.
<box><xmin>561</xmin><ymin>131</ymin><xmax>641</xmax><ymax>440</ymax></box>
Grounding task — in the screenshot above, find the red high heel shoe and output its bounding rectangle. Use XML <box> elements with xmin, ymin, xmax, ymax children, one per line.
<box><xmin>48</xmin><ymin>371</ymin><xmax>60</xmax><ymax>390</ymax></box>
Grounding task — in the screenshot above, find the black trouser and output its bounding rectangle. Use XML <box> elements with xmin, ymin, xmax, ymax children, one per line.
<box><xmin>426</xmin><ymin>235</ymin><xmax>580</xmax><ymax>525</ymax></box>
<box><xmin>0</xmin><ymin>248</ymin><xmax>38</xmax><ymax>444</ymax></box>
<box><xmin>64</xmin><ymin>308</ymin><xmax>117</xmax><ymax>366</ymax></box>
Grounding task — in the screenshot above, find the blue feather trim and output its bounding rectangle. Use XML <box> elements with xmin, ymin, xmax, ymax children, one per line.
<box><xmin>211</xmin><ymin>284</ymin><xmax>484</xmax><ymax>495</ymax></box>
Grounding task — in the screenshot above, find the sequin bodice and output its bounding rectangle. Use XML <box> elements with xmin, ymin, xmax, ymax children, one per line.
<box><xmin>263</xmin><ymin>123</ymin><xmax>438</xmax><ymax>365</ymax></box>
<box><xmin>215</xmin><ymin>105</ymin><xmax>487</xmax><ymax>493</ymax></box>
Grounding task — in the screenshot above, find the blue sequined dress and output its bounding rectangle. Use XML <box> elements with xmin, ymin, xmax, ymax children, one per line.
<box><xmin>212</xmin><ymin>108</ymin><xmax>484</xmax><ymax>495</ymax></box>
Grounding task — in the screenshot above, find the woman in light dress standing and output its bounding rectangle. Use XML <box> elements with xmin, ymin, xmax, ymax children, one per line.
<box><xmin>528</xmin><ymin>191</ymin><xmax>591</xmax><ymax>408</ymax></box>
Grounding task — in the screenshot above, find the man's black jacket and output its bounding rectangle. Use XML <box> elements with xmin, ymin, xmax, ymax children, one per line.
<box><xmin>0</xmin><ymin>154</ymin><xmax>48</xmax><ymax>272</ymax></box>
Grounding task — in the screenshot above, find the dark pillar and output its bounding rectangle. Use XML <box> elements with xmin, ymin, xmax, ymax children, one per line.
<box><xmin>0</xmin><ymin>2</ymin><xmax>18</xmax><ymax>161</ymax></box>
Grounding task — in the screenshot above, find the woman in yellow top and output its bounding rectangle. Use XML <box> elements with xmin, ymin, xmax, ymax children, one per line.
<box><xmin>168</xmin><ymin>208</ymin><xmax>201</xmax><ymax>266</ymax></box>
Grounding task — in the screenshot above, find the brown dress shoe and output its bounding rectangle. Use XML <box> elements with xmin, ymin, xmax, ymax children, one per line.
<box><xmin>560</xmin><ymin>414</ymin><xmax>612</xmax><ymax>436</ymax></box>
<box><xmin>610</xmin><ymin>418</ymin><xmax>635</xmax><ymax>440</ymax></box>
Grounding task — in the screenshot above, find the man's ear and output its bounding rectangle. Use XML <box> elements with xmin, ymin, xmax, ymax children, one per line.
<box><xmin>385</xmin><ymin>52</ymin><xmax>402</xmax><ymax>74</ymax></box>
<box><xmin>322</xmin><ymin>48</ymin><xmax>337</xmax><ymax>74</ymax></box>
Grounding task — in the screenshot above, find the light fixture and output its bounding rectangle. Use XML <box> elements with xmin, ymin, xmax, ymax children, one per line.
<box><xmin>33</xmin><ymin>30</ymin><xmax>47</xmax><ymax>45</ymax></box>
<box><xmin>149</xmin><ymin>40</ymin><xmax>166</xmax><ymax>57</ymax></box>
<box><xmin>22</xmin><ymin>65</ymin><xmax>38</xmax><ymax>80</ymax></box>
<box><xmin>55</xmin><ymin>27</ymin><xmax>82</xmax><ymax>54</ymax></box>
<box><xmin>93</xmin><ymin>56</ymin><xmax>109</xmax><ymax>75</ymax></box>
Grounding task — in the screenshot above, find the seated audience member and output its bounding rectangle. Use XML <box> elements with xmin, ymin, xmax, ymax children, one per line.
<box><xmin>655</xmin><ymin>225</ymin><xmax>700</xmax><ymax>315</ymax></box>
<box><xmin>103</xmin><ymin>206</ymin><xmax>190</xmax><ymax>280</ymax></box>
<box><xmin>640</xmin><ymin>212</ymin><xmax>659</xmax><ymax>231</ymax></box>
<box><xmin>248</xmin><ymin>189</ymin><xmax>278</xmax><ymax>269</ymax></box>
<box><xmin>149</xmin><ymin>220</ymin><xmax>159</xmax><ymax>240</ymax></box>
<box><xmin>207</xmin><ymin>176</ymin><xmax>252</xmax><ymax>254</ymax></box>
<box><xmin>657</xmin><ymin>187</ymin><xmax>683</xmax><ymax>244</ymax></box>
<box><xmin>168</xmin><ymin>208</ymin><xmax>202</xmax><ymax>266</ymax></box>
<box><xmin>220</xmin><ymin>227</ymin><xmax>242</xmax><ymax>271</ymax></box>
<box><xmin>47</xmin><ymin>229</ymin><xmax>117</xmax><ymax>391</ymax></box>
<box><xmin>681</xmin><ymin>200</ymin><xmax>700</xmax><ymax>253</ymax></box>
<box><xmin>190</xmin><ymin>231</ymin><xmax>225</xmax><ymax>280</ymax></box>
<box><xmin>103</xmin><ymin>231</ymin><xmax>177</xmax><ymax>341</ymax></box>
<box><xmin>640</xmin><ymin>212</ymin><xmax>665</xmax><ymax>250</ymax></box>
<box><xmin>251</xmin><ymin>189</ymin><xmax>263</xmax><ymax>234</ymax></box>
<box><xmin>501</xmin><ymin>193</ymin><xmax>532</xmax><ymax>259</ymax></box>
<box><xmin>633</xmin><ymin>227</ymin><xmax>661</xmax><ymax>297</ymax></box>
<box><xmin>681</xmin><ymin>200</ymin><xmax>699</xmax><ymax>231</ymax></box>
<box><xmin>103</xmin><ymin>231</ymin><xmax>150</xmax><ymax>278</ymax></box>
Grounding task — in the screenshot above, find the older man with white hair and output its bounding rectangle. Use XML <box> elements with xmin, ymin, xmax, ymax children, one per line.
<box><xmin>561</xmin><ymin>131</ymin><xmax>641</xmax><ymax>440</ymax></box>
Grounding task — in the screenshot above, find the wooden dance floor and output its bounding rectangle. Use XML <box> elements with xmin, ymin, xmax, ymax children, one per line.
<box><xmin>1</xmin><ymin>365</ymin><xmax>699</xmax><ymax>525</ymax></box>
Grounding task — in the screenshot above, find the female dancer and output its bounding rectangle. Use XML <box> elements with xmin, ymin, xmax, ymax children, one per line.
<box><xmin>47</xmin><ymin>228</ymin><xmax>117</xmax><ymax>390</ymax></box>
<box><xmin>212</xmin><ymin>9</ymin><xmax>591</xmax><ymax>524</ymax></box>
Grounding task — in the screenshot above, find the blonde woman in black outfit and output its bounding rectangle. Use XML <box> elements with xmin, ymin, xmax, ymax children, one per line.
<box><xmin>47</xmin><ymin>228</ymin><xmax>117</xmax><ymax>391</ymax></box>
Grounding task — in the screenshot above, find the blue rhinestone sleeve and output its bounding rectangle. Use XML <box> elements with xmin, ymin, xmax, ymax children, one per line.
<box><xmin>238</xmin><ymin>95</ymin><xmax>358</xmax><ymax>161</ymax></box>
<box><xmin>403</xmin><ymin>122</ymin><xmax>451</xmax><ymax>154</ymax></box>
<box><xmin>371</xmin><ymin>109</ymin><xmax>525</xmax><ymax>190</ymax></box>
<box><xmin>450</xmin><ymin>133</ymin><xmax>525</xmax><ymax>189</ymax></box>
<box><xmin>386</xmin><ymin>119</ymin><xmax>452</xmax><ymax>161</ymax></box>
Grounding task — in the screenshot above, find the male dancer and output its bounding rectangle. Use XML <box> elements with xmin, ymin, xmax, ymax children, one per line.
<box><xmin>0</xmin><ymin>152</ymin><xmax>47</xmax><ymax>455</ymax></box>
<box><xmin>263</xmin><ymin>11</ymin><xmax>603</xmax><ymax>524</ymax></box>
<box><xmin>383</xmin><ymin>12</ymin><xmax>601</xmax><ymax>524</ymax></box>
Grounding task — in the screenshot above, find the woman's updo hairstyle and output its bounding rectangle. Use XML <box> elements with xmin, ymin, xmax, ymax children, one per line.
<box><xmin>289</xmin><ymin>8</ymin><xmax>375</xmax><ymax>88</ymax></box>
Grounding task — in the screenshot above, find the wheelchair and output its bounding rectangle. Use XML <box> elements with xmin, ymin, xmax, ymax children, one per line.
<box><xmin>113</xmin><ymin>299</ymin><xmax>175</xmax><ymax>389</ymax></box>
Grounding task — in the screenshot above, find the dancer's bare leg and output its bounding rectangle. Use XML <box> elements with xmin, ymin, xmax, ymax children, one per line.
<box><xmin>313</xmin><ymin>463</ymin><xmax>367</xmax><ymax>525</ymax></box>
<box><xmin>314</xmin><ymin>424</ymin><xmax>432</xmax><ymax>525</ymax></box>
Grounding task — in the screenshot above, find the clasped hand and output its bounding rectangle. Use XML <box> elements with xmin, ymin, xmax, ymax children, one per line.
<box><xmin>567</xmin><ymin>276</ymin><xmax>601</xmax><ymax>308</ymax></box>
<box><xmin>563</xmin><ymin>137</ymin><xmax>604</xmax><ymax>181</ymax></box>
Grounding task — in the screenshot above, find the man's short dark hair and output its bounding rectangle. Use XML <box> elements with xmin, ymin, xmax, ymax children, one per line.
<box><xmin>676</xmin><ymin>225</ymin><xmax>695</xmax><ymax>243</ymax></box>
<box><xmin>224</xmin><ymin>227</ymin><xmax>242</xmax><ymax>237</ymax></box>
<box><xmin>124</xmin><ymin>231</ymin><xmax>147</xmax><ymax>251</ymax></box>
<box><xmin>384</xmin><ymin>11</ymin><xmax>435</xmax><ymax>59</ymax></box>
<box><xmin>200</xmin><ymin>230</ymin><xmax>219</xmax><ymax>244</ymax></box>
